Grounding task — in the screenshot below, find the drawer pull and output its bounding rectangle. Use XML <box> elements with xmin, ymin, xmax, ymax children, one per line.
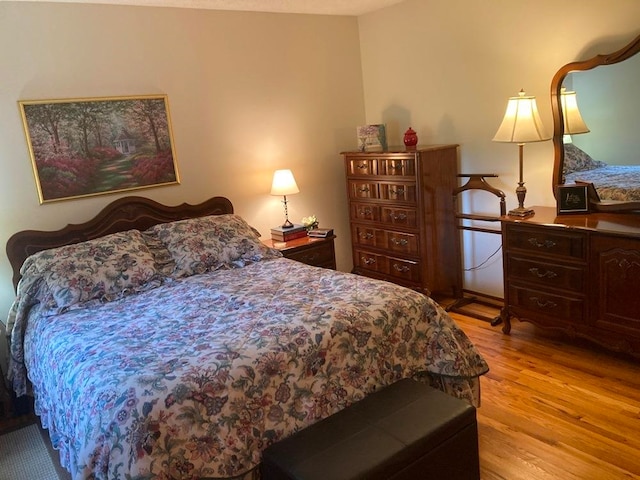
<box><xmin>529</xmin><ymin>296</ymin><xmax>557</xmax><ymax>309</ymax></box>
<box><xmin>391</xmin><ymin>237</ymin><xmax>409</xmax><ymax>246</ymax></box>
<box><xmin>356</xmin><ymin>163</ymin><xmax>368</xmax><ymax>170</ymax></box>
<box><xmin>358</xmin><ymin>207</ymin><xmax>373</xmax><ymax>216</ymax></box>
<box><xmin>393</xmin><ymin>264</ymin><xmax>410</xmax><ymax>273</ymax></box>
<box><xmin>302</xmin><ymin>253</ymin><xmax>319</xmax><ymax>262</ymax></box>
<box><xmin>390</xmin><ymin>213</ymin><xmax>407</xmax><ymax>221</ymax></box>
<box><xmin>390</xmin><ymin>188</ymin><xmax>405</xmax><ymax>196</ymax></box>
<box><xmin>361</xmin><ymin>256</ymin><xmax>376</xmax><ymax>265</ymax></box>
<box><xmin>358</xmin><ymin>186</ymin><xmax>370</xmax><ymax>193</ymax></box>
<box><xmin>359</xmin><ymin>232</ymin><xmax>374</xmax><ymax>240</ymax></box>
<box><xmin>527</xmin><ymin>238</ymin><xmax>557</xmax><ymax>249</ymax></box>
<box><xmin>528</xmin><ymin>268</ymin><xmax>558</xmax><ymax>279</ymax></box>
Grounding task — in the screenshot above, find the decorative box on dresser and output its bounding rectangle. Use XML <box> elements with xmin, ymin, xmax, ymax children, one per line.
<box><xmin>501</xmin><ymin>206</ymin><xmax>640</xmax><ymax>357</ymax></box>
<box><xmin>342</xmin><ymin>145</ymin><xmax>459</xmax><ymax>297</ymax></box>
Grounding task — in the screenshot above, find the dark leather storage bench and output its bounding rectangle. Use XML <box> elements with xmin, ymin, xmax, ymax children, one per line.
<box><xmin>260</xmin><ymin>378</ymin><xmax>479</xmax><ymax>480</ymax></box>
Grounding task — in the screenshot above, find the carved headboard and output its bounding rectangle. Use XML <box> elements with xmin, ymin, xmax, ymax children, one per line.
<box><xmin>6</xmin><ymin>195</ymin><xmax>234</xmax><ymax>289</ymax></box>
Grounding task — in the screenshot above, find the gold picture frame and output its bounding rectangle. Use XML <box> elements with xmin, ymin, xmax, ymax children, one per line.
<box><xmin>19</xmin><ymin>94</ymin><xmax>180</xmax><ymax>203</ymax></box>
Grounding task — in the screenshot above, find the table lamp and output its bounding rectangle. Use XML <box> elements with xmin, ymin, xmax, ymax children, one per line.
<box><xmin>493</xmin><ymin>89</ymin><xmax>550</xmax><ymax>217</ymax></box>
<box><xmin>271</xmin><ymin>169</ymin><xmax>299</xmax><ymax>228</ymax></box>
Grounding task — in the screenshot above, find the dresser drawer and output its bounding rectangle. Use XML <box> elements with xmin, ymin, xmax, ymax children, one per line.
<box><xmin>506</xmin><ymin>255</ymin><xmax>585</xmax><ymax>293</ymax></box>
<box><xmin>354</xmin><ymin>248</ymin><xmax>421</xmax><ymax>283</ymax></box>
<box><xmin>378</xmin><ymin>157</ymin><xmax>416</xmax><ymax>177</ymax></box>
<box><xmin>508</xmin><ymin>284</ymin><xmax>585</xmax><ymax>323</ymax></box>
<box><xmin>380</xmin><ymin>206</ymin><xmax>417</xmax><ymax>227</ymax></box>
<box><xmin>386</xmin><ymin>255</ymin><xmax>421</xmax><ymax>282</ymax></box>
<box><xmin>351</xmin><ymin>225</ymin><xmax>419</xmax><ymax>256</ymax></box>
<box><xmin>349</xmin><ymin>203</ymin><xmax>417</xmax><ymax>228</ymax></box>
<box><xmin>379</xmin><ymin>182</ymin><xmax>417</xmax><ymax>203</ymax></box>
<box><xmin>354</xmin><ymin>249</ymin><xmax>387</xmax><ymax>274</ymax></box>
<box><xmin>348</xmin><ymin>180</ymin><xmax>379</xmax><ymax>200</ymax></box>
<box><xmin>347</xmin><ymin>157</ymin><xmax>378</xmax><ymax>176</ymax></box>
<box><xmin>505</xmin><ymin>225</ymin><xmax>586</xmax><ymax>261</ymax></box>
<box><xmin>285</xmin><ymin>241</ymin><xmax>335</xmax><ymax>268</ymax></box>
<box><xmin>350</xmin><ymin>202</ymin><xmax>381</xmax><ymax>223</ymax></box>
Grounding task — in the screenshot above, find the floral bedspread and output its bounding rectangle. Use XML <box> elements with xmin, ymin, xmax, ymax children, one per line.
<box><xmin>18</xmin><ymin>258</ymin><xmax>488</xmax><ymax>480</ymax></box>
<box><xmin>566</xmin><ymin>165</ymin><xmax>640</xmax><ymax>201</ymax></box>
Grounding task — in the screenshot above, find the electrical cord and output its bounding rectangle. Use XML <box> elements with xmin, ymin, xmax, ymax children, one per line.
<box><xmin>464</xmin><ymin>245</ymin><xmax>502</xmax><ymax>272</ymax></box>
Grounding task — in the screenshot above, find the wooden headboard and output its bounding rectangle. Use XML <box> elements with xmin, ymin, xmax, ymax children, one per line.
<box><xmin>6</xmin><ymin>195</ymin><xmax>234</xmax><ymax>289</ymax></box>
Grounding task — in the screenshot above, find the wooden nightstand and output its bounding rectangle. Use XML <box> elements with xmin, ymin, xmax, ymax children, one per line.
<box><xmin>264</xmin><ymin>235</ymin><xmax>336</xmax><ymax>270</ymax></box>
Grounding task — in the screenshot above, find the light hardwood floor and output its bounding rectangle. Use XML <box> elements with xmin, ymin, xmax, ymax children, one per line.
<box><xmin>450</xmin><ymin>306</ymin><xmax>640</xmax><ymax>480</ymax></box>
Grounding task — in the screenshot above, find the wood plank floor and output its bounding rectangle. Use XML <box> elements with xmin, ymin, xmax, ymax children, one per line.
<box><xmin>449</xmin><ymin>305</ymin><xmax>640</xmax><ymax>480</ymax></box>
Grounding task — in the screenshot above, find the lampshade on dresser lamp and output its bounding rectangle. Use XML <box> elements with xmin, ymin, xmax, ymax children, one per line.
<box><xmin>493</xmin><ymin>89</ymin><xmax>550</xmax><ymax>218</ymax></box>
<box><xmin>560</xmin><ymin>87</ymin><xmax>590</xmax><ymax>143</ymax></box>
<box><xmin>271</xmin><ymin>169</ymin><xmax>300</xmax><ymax>228</ymax></box>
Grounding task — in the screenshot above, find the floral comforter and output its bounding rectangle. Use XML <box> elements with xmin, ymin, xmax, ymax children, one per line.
<box><xmin>16</xmin><ymin>258</ymin><xmax>488</xmax><ymax>480</ymax></box>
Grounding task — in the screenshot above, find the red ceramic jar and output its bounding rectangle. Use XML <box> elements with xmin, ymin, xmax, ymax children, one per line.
<box><xmin>403</xmin><ymin>127</ymin><xmax>418</xmax><ymax>147</ymax></box>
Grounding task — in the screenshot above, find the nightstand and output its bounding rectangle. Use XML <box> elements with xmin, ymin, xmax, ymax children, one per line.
<box><xmin>264</xmin><ymin>235</ymin><xmax>336</xmax><ymax>270</ymax></box>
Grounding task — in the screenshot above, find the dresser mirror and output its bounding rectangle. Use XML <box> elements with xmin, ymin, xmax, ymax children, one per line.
<box><xmin>550</xmin><ymin>33</ymin><xmax>640</xmax><ymax>211</ymax></box>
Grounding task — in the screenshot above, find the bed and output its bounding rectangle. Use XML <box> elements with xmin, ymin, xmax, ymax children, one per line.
<box><xmin>563</xmin><ymin>143</ymin><xmax>640</xmax><ymax>201</ymax></box>
<box><xmin>5</xmin><ymin>195</ymin><xmax>489</xmax><ymax>480</ymax></box>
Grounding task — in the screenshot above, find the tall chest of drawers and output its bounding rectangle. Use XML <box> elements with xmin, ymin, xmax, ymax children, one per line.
<box><xmin>501</xmin><ymin>206</ymin><xmax>640</xmax><ymax>357</ymax></box>
<box><xmin>342</xmin><ymin>145</ymin><xmax>459</xmax><ymax>297</ymax></box>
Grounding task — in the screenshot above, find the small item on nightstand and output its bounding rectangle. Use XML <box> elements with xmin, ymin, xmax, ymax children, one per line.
<box><xmin>301</xmin><ymin>215</ymin><xmax>319</xmax><ymax>232</ymax></box>
<box><xmin>404</xmin><ymin>127</ymin><xmax>418</xmax><ymax>148</ymax></box>
<box><xmin>307</xmin><ymin>228</ymin><xmax>333</xmax><ymax>238</ymax></box>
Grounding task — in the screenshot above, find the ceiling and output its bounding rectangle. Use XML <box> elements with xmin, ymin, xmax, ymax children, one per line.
<box><xmin>4</xmin><ymin>0</ymin><xmax>405</xmax><ymax>15</ymax></box>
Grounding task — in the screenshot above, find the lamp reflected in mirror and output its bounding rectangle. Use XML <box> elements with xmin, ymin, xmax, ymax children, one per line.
<box><xmin>560</xmin><ymin>87</ymin><xmax>590</xmax><ymax>144</ymax></box>
<box><xmin>493</xmin><ymin>89</ymin><xmax>550</xmax><ymax>217</ymax></box>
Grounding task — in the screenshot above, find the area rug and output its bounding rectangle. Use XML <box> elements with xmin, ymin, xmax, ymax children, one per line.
<box><xmin>0</xmin><ymin>423</ymin><xmax>60</xmax><ymax>480</ymax></box>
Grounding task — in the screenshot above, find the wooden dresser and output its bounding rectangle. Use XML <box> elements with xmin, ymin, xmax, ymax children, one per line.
<box><xmin>501</xmin><ymin>206</ymin><xmax>640</xmax><ymax>357</ymax></box>
<box><xmin>342</xmin><ymin>145</ymin><xmax>459</xmax><ymax>296</ymax></box>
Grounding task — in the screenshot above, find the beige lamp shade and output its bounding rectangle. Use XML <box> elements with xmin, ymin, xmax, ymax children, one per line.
<box><xmin>560</xmin><ymin>88</ymin><xmax>590</xmax><ymax>135</ymax></box>
<box><xmin>270</xmin><ymin>169</ymin><xmax>300</xmax><ymax>196</ymax></box>
<box><xmin>493</xmin><ymin>90</ymin><xmax>550</xmax><ymax>144</ymax></box>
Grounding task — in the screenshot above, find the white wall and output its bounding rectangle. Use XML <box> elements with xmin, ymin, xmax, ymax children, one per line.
<box><xmin>2</xmin><ymin>0</ymin><xmax>640</xmax><ymax>320</ymax></box>
<box><xmin>358</xmin><ymin>0</ymin><xmax>640</xmax><ymax>297</ymax></box>
<box><xmin>0</xmin><ymin>3</ymin><xmax>365</xmax><ymax>324</ymax></box>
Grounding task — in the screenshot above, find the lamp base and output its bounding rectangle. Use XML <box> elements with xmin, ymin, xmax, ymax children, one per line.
<box><xmin>281</xmin><ymin>219</ymin><xmax>294</xmax><ymax>228</ymax></box>
<box><xmin>508</xmin><ymin>206</ymin><xmax>535</xmax><ymax>218</ymax></box>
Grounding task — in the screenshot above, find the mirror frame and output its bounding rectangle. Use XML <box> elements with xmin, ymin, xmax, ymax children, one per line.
<box><xmin>550</xmin><ymin>33</ymin><xmax>640</xmax><ymax>197</ymax></box>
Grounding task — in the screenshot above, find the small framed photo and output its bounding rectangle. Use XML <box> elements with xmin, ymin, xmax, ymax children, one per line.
<box><xmin>556</xmin><ymin>184</ymin><xmax>589</xmax><ymax>215</ymax></box>
<box><xmin>356</xmin><ymin>124</ymin><xmax>387</xmax><ymax>152</ymax></box>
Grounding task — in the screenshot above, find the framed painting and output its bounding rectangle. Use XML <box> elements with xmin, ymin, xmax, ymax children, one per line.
<box><xmin>19</xmin><ymin>94</ymin><xmax>180</xmax><ymax>203</ymax></box>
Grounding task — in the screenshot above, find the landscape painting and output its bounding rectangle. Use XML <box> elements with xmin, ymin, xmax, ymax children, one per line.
<box><xmin>19</xmin><ymin>94</ymin><xmax>180</xmax><ymax>203</ymax></box>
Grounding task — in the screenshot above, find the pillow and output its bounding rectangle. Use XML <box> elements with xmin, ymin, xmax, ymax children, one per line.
<box><xmin>563</xmin><ymin>144</ymin><xmax>607</xmax><ymax>175</ymax></box>
<box><xmin>20</xmin><ymin>229</ymin><xmax>162</xmax><ymax>309</ymax></box>
<box><xmin>146</xmin><ymin>214</ymin><xmax>282</xmax><ymax>278</ymax></box>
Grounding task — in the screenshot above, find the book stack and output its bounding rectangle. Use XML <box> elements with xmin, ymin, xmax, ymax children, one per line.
<box><xmin>271</xmin><ymin>224</ymin><xmax>307</xmax><ymax>242</ymax></box>
<box><xmin>308</xmin><ymin>228</ymin><xmax>333</xmax><ymax>238</ymax></box>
